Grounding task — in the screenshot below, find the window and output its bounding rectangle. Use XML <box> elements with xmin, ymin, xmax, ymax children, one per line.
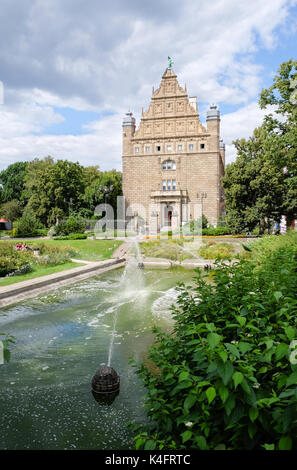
<box><xmin>167</xmin><ymin>145</ymin><xmax>172</xmax><ymax>151</ymax></box>
<box><xmin>200</xmin><ymin>143</ymin><xmax>205</xmax><ymax>149</ymax></box>
<box><xmin>162</xmin><ymin>160</ymin><xmax>176</xmax><ymax>171</ymax></box>
<box><xmin>178</xmin><ymin>144</ymin><xmax>183</xmax><ymax>151</ymax></box>
<box><xmin>189</xmin><ymin>144</ymin><xmax>194</xmax><ymax>151</ymax></box>
<box><xmin>162</xmin><ymin>179</ymin><xmax>176</xmax><ymax>191</ymax></box>
<box><xmin>156</xmin><ymin>145</ymin><xmax>161</xmax><ymax>152</ymax></box>
<box><xmin>145</xmin><ymin>146</ymin><xmax>150</xmax><ymax>152</ymax></box>
<box><xmin>135</xmin><ymin>147</ymin><xmax>139</xmax><ymax>153</ymax></box>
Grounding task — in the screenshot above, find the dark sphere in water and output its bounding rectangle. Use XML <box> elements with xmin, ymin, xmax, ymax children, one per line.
<box><xmin>92</xmin><ymin>389</ymin><xmax>119</xmax><ymax>406</ymax></box>
<box><xmin>91</xmin><ymin>365</ymin><xmax>120</xmax><ymax>394</ymax></box>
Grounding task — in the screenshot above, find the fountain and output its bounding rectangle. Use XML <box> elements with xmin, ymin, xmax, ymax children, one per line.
<box><xmin>91</xmin><ymin>239</ymin><xmax>145</xmax><ymax>402</ymax></box>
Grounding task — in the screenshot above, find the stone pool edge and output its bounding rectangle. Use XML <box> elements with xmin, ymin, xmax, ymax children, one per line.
<box><xmin>0</xmin><ymin>259</ymin><xmax>126</xmax><ymax>308</ymax></box>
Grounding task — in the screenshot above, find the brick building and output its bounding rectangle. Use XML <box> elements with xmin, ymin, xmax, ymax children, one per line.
<box><xmin>122</xmin><ymin>67</ymin><xmax>225</xmax><ymax>232</ymax></box>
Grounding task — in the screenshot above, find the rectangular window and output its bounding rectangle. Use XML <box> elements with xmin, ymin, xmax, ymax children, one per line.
<box><xmin>200</xmin><ymin>143</ymin><xmax>205</xmax><ymax>149</ymax></box>
<box><xmin>135</xmin><ymin>147</ymin><xmax>139</xmax><ymax>153</ymax></box>
<box><xmin>172</xmin><ymin>161</ymin><xmax>176</xmax><ymax>170</ymax></box>
<box><xmin>172</xmin><ymin>179</ymin><xmax>176</xmax><ymax>190</ymax></box>
<box><xmin>156</xmin><ymin>145</ymin><xmax>161</xmax><ymax>152</ymax></box>
<box><xmin>167</xmin><ymin>145</ymin><xmax>172</xmax><ymax>151</ymax></box>
<box><xmin>167</xmin><ymin>180</ymin><xmax>171</xmax><ymax>191</ymax></box>
<box><xmin>145</xmin><ymin>146</ymin><xmax>150</xmax><ymax>152</ymax></box>
<box><xmin>162</xmin><ymin>162</ymin><xmax>167</xmax><ymax>170</ymax></box>
<box><xmin>167</xmin><ymin>160</ymin><xmax>172</xmax><ymax>170</ymax></box>
<box><xmin>189</xmin><ymin>144</ymin><xmax>194</xmax><ymax>151</ymax></box>
<box><xmin>178</xmin><ymin>144</ymin><xmax>182</xmax><ymax>151</ymax></box>
<box><xmin>162</xmin><ymin>180</ymin><xmax>166</xmax><ymax>191</ymax></box>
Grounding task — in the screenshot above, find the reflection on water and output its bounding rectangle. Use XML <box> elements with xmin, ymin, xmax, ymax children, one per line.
<box><xmin>0</xmin><ymin>267</ymin><xmax>194</xmax><ymax>450</ymax></box>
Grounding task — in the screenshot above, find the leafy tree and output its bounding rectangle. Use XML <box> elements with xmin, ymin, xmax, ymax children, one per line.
<box><xmin>0</xmin><ymin>199</ymin><xmax>23</xmax><ymax>221</ymax></box>
<box><xmin>223</xmin><ymin>126</ymin><xmax>285</xmax><ymax>234</ymax></box>
<box><xmin>24</xmin><ymin>157</ymin><xmax>85</xmax><ymax>226</ymax></box>
<box><xmin>16</xmin><ymin>207</ymin><xmax>44</xmax><ymax>237</ymax></box>
<box><xmin>0</xmin><ymin>161</ymin><xmax>28</xmax><ymax>203</ymax></box>
<box><xmin>259</xmin><ymin>59</ymin><xmax>297</xmax><ymax>224</ymax></box>
<box><xmin>81</xmin><ymin>169</ymin><xmax>122</xmax><ymax>218</ymax></box>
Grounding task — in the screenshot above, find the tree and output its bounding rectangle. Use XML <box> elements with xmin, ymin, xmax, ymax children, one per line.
<box><xmin>24</xmin><ymin>157</ymin><xmax>85</xmax><ymax>226</ymax></box>
<box><xmin>0</xmin><ymin>161</ymin><xmax>28</xmax><ymax>203</ymax></box>
<box><xmin>16</xmin><ymin>207</ymin><xmax>43</xmax><ymax>237</ymax></box>
<box><xmin>81</xmin><ymin>169</ymin><xmax>122</xmax><ymax>218</ymax></box>
<box><xmin>0</xmin><ymin>199</ymin><xmax>23</xmax><ymax>221</ymax></box>
<box><xmin>223</xmin><ymin>126</ymin><xmax>285</xmax><ymax>234</ymax></box>
<box><xmin>259</xmin><ymin>59</ymin><xmax>297</xmax><ymax>224</ymax></box>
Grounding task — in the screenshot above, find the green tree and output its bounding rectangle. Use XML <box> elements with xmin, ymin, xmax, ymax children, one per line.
<box><xmin>223</xmin><ymin>126</ymin><xmax>285</xmax><ymax>234</ymax></box>
<box><xmin>0</xmin><ymin>161</ymin><xmax>28</xmax><ymax>203</ymax></box>
<box><xmin>24</xmin><ymin>157</ymin><xmax>85</xmax><ymax>226</ymax></box>
<box><xmin>82</xmin><ymin>169</ymin><xmax>122</xmax><ymax>218</ymax></box>
<box><xmin>259</xmin><ymin>59</ymin><xmax>297</xmax><ymax>224</ymax></box>
<box><xmin>16</xmin><ymin>207</ymin><xmax>43</xmax><ymax>237</ymax></box>
<box><xmin>0</xmin><ymin>199</ymin><xmax>23</xmax><ymax>221</ymax></box>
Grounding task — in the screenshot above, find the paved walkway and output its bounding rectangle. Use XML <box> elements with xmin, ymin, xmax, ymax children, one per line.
<box><xmin>0</xmin><ymin>258</ymin><xmax>125</xmax><ymax>308</ymax></box>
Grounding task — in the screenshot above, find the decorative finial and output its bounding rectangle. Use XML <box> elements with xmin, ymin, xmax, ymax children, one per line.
<box><xmin>168</xmin><ymin>56</ymin><xmax>173</xmax><ymax>69</ymax></box>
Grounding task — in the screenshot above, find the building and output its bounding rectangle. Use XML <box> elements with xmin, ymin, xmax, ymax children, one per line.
<box><xmin>122</xmin><ymin>66</ymin><xmax>225</xmax><ymax>232</ymax></box>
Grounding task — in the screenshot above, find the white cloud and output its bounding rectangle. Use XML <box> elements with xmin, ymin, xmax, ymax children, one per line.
<box><xmin>221</xmin><ymin>102</ymin><xmax>276</xmax><ymax>164</ymax></box>
<box><xmin>0</xmin><ymin>0</ymin><xmax>296</xmax><ymax>170</ymax></box>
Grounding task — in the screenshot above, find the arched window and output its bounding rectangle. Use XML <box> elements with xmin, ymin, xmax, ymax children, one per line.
<box><xmin>162</xmin><ymin>160</ymin><xmax>176</xmax><ymax>171</ymax></box>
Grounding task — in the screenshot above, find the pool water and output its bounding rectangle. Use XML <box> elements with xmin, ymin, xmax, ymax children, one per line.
<box><xmin>0</xmin><ymin>267</ymin><xmax>195</xmax><ymax>450</ymax></box>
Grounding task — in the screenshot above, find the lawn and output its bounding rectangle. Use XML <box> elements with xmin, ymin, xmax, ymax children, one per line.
<box><xmin>1</xmin><ymin>238</ymin><xmax>122</xmax><ymax>261</ymax></box>
<box><xmin>0</xmin><ymin>261</ymin><xmax>84</xmax><ymax>287</ymax></box>
<box><xmin>140</xmin><ymin>238</ymin><xmax>244</xmax><ymax>261</ymax></box>
<box><xmin>0</xmin><ymin>238</ymin><xmax>122</xmax><ymax>287</ymax></box>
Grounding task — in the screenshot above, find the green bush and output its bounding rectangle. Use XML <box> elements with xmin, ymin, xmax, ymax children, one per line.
<box><xmin>202</xmin><ymin>226</ymin><xmax>232</xmax><ymax>236</ymax></box>
<box><xmin>199</xmin><ymin>242</ymin><xmax>235</xmax><ymax>259</ymax></box>
<box><xmin>131</xmin><ymin>233</ymin><xmax>297</xmax><ymax>450</ymax></box>
<box><xmin>54</xmin><ymin>216</ymin><xmax>86</xmax><ymax>236</ymax></box>
<box><xmin>0</xmin><ymin>242</ymin><xmax>33</xmax><ymax>277</ymax></box>
<box><xmin>31</xmin><ymin>241</ymin><xmax>77</xmax><ymax>266</ymax></box>
<box><xmin>15</xmin><ymin>210</ymin><xmax>44</xmax><ymax>237</ymax></box>
<box><xmin>53</xmin><ymin>233</ymin><xmax>87</xmax><ymax>240</ymax></box>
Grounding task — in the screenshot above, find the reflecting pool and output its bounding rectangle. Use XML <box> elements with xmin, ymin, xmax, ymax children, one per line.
<box><xmin>0</xmin><ymin>267</ymin><xmax>195</xmax><ymax>450</ymax></box>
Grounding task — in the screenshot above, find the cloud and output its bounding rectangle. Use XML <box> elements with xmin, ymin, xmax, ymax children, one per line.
<box><xmin>221</xmin><ymin>102</ymin><xmax>276</xmax><ymax>164</ymax></box>
<box><xmin>0</xmin><ymin>0</ymin><xmax>296</xmax><ymax>170</ymax></box>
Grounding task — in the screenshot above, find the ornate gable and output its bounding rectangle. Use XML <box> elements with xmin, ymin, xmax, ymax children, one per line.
<box><xmin>133</xmin><ymin>68</ymin><xmax>206</xmax><ymax>139</ymax></box>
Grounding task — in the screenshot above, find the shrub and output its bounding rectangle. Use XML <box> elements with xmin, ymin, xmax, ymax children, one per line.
<box><xmin>53</xmin><ymin>233</ymin><xmax>87</xmax><ymax>240</ymax></box>
<box><xmin>202</xmin><ymin>226</ymin><xmax>232</xmax><ymax>236</ymax></box>
<box><xmin>199</xmin><ymin>242</ymin><xmax>235</xmax><ymax>259</ymax></box>
<box><xmin>131</xmin><ymin>233</ymin><xmax>297</xmax><ymax>450</ymax></box>
<box><xmin>54</xmin><ymin>216</ymin><xmax>86</xmax><ymax>236</ymax></box>
<box><xmin>0</xmin><ymin>242</ymin><xmax>33</xmax><ymax>277</ymax></box>
<box><xmin>32</xmin><ymin>241</ymin><xmax>77</xmax><ymax>265</ymax></box>
<box><xmin>15</xmin><ymin>210</ymin><xmax>44</xmax><ymax>237</ymax></box>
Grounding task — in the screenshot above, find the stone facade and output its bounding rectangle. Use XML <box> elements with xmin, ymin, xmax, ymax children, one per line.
<box><xmin>122</xmin><ymin>67</ymin><xmax>225</xmax><ymax>231</ymax></box>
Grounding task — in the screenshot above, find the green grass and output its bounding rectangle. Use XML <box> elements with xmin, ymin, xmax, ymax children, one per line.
<box><xmin>198</xmin><ymin>241</ymin><xmax>235</xmax><ymax>259</ymax></box>
<box><xmin>0</xmin><ymin>238</ymin><xmax>122</xmax><ymax>262</ymax></box>
<box><xmin>140</xmin><ymin>238</ymin><xmax>240</xmax><ymax>261</ymax></box>
<box><xmin>0</xmin><ymin>261</ymin><xmax>84</xmax><ymax>287</ymax></box>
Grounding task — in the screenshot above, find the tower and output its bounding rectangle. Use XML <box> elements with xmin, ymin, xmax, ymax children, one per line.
<box><xmin>122</xmin><ymin>66</ymin><xmax>225</xmax><ymax>230</ymax></box>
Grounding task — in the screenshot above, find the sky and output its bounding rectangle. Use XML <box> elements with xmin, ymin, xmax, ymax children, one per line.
<box><xmin>0</xmin><ymin>0</ymin><xmax>297</xmax><ymax>171</ymax></box>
